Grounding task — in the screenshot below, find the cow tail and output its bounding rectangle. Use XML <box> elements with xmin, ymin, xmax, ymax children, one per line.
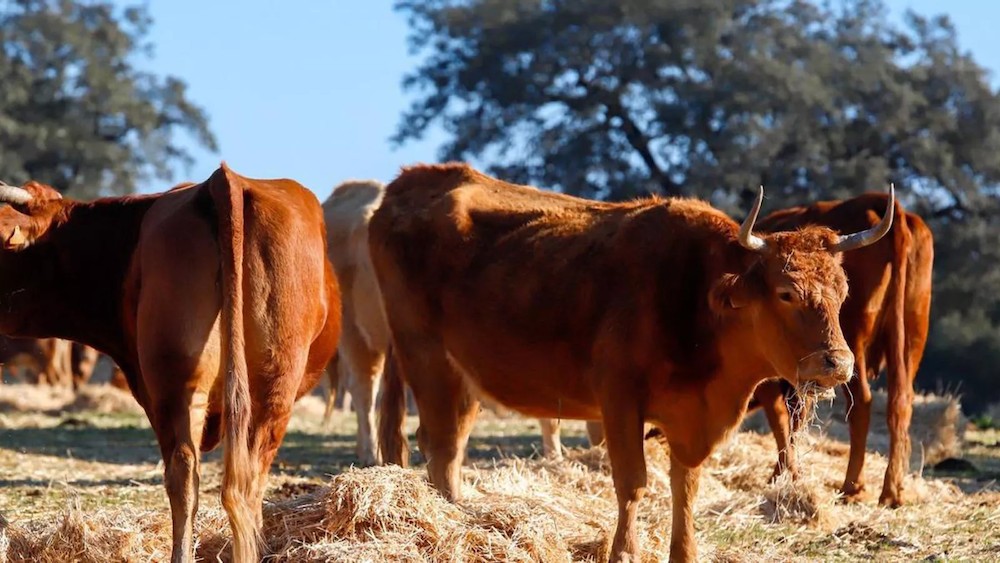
<box><xmin>210</xmin><ymin>163</ymin><xmax>259</xmax><ymax>562</ymax></box>
<box><xmin>882</xmin><ymin>197</ymin><xmax>913</xmax><ymax>501</ymax></box>
<box><xmin>885</xmin><ymin>199</ymin><xmax>910</xmax><ymax>387</ymax></box>
<box><xmin>377</xmin><ymin>344</ymin><xmax>409</xmax><ymax>466</ymax></box>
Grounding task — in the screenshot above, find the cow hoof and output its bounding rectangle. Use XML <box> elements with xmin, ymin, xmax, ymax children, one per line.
<box><xmin>355</xmin><ymin>452</ymin><xmax>380</xmax><ymax>467</ymax></box>
<box><xmin>878</xmin><ymin>491</ymin><xmax>904</xmax><ymax>508</ymax></box>
<box><xmin>839</xmin><ymin>482</ymin><xmax>865</xmax><ymax>503</ymax></box>
<box><xmin>768</xmin><ymin>464</ymin><xmax>799</xmax><ymax>483</ymax></box>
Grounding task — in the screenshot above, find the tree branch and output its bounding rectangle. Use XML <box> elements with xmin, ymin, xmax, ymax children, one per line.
<box><xmin>606</xmin><ymin>100</ymin><xmax>684</xmax><ymax>197</ymax></box>
<box><xmin>554</xmin><ymin>77</ymin><xmax>683</xmax><ymax>197</ymax></box>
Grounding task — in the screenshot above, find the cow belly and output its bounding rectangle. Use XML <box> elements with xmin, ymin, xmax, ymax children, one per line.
<box><xmin>441</xmin><ymin>333</ymin><xmax>600</xmax><ymax>420</ymax></box>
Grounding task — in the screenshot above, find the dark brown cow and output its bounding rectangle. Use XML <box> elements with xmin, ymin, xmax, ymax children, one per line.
<box><xmin>371</xmin><ymin>163</ymin><xmax>893</xmax><ymax>562</ymax></box>
<box><xmin>750</xmin><ymin>193</ymin><xmax>933</xmax><ymax>507</ymax></box>
<box><xmin>0</xmin><ymin>164</ymin><xmax>340</xmax><ymax>563</ymax></box>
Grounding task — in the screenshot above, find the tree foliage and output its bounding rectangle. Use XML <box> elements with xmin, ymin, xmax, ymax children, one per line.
<box><xmin>0</xmin><ymin>0</ymin><xmax>216</xmax><ymax>197</ymax></box>
<box><xmin>396</xmin><ymin>0</ymin><xmax>1000</xmax><ymax>412</ymax></box>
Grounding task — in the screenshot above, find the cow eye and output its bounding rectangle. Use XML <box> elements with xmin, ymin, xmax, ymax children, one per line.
<box><xmin>777</xmin><ymin>289</ymin><xmax>796</xmax><ymax>303</ymax></box>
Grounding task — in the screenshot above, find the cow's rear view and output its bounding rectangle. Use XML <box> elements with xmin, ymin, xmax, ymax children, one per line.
<box><xmin>0</xmin><ymin>164</ymin><xmax>340</xmax><ymax>562</ymax></box>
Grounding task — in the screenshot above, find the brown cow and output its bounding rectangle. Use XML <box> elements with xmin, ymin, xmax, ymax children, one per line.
<box><xmin>70</xmin><ymin>342</ymin><xmax>101</xmax><ymax>389</ymax></box>
<box><xmin>371</xmin><ymin>163</ymin><xmax>893</xmax><ymax>562</ymax></box>
<box><xmin>0</xmin><ymin>336</ymin><xmax>69</xmax><ymax>385</ymax></box>
<box><xmin>322</xmin><ymin>179</ymin><xmax>603</xmax><ymax>463</ymax></box>
<box><xmin>1</xmin><ymin>337</ymin><xmax>113</xmax><ymax>390</ymax></box>
<box><xmin>0</xmin><ymin>164</ymin><xmax>340</xmax><ymax>563</ymax></box>
<box><xmin>749</xmin><ymin>193</ymin><xmax>933</xmax><ymax>507</ymax></box>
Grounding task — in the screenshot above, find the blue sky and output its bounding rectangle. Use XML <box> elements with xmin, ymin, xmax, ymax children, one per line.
<box><xmin>129</xmin><ymin>1</ymin><xmax>1000</xmax><ymax>201</ymax></box>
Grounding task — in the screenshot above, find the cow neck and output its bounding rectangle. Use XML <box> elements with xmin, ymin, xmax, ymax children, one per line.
<box><xmin>649</xmin><ymin>301</ymin><xmax>778</xmax><ymax>467</ymax></box>
<box><xmin>3</xmin><ymin>195</ymin><xmax>158</xmax><ymax>361</ymax></box>
<box><xmin>650</xmin><ymin>245</ymin><xmax>775</xmax><ymax>467</ymax></box>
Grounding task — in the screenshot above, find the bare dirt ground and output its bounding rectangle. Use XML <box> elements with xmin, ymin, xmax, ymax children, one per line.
<box><xmin>0</xmin><ymin>384</ymin><xmax>998</xmax><ymax>562</ymax></box>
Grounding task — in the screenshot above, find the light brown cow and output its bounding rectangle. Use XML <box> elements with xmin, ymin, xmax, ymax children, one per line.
<box><xmin>322</xmin><ymin>180</ymin><xmax>392</xmax><ymax>465</ymax></box>
<box><xmin>322</xmin><ymin>179</ymin><xmax>604</xmax><ymax>464</ymax></box>
<box><xmin>0</xmin><ymin>164</ymin><xmax>340</xmax><ymax>563</ymax></box>
<box><xmin>750</xmin><ymin>194</ymin><xmax>933</xmax><ymax>507</ymax></box>
<box><xmin>372</xmin><ymin>163</ymin><xmax>893</xmax><ymax>562</ymax></box>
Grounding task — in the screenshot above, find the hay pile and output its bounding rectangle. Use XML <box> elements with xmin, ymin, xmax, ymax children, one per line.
<box><xmin>3</xmin><ymin>428</ymin><xmax>993</xmax><ymax>563</ymax></box>
<box><xmin>742</xmin><ymin>389</ymin><xmax>966</xmax><ymax>468</ymax></box>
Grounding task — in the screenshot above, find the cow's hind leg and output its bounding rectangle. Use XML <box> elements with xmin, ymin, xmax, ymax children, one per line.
<box><xmin>322</xmin><ymin>355</ymin><xmax>340</xmax><ymax>425</ymax></box>
<box><xmin>396</xmin><ymin>338</ymin><xmax>479</xmax><ymax>501</ymax></box>
<box><xmin>250</xmin><ymin>399</ymin><xmax>296</xmax><ymax>530</ymax></box>
<box><xmin>243</xmin><ymin>349</ymin><xmax>315</xmax><ymax>537</ymax></box>
<box><xmin>151</xmin><ymin>388</ymin><xmax>209</xmax><ymax>563</ymax></box>
<box><xmin>347</xmin><ymin>353</ymin><xmax>383</xmax><ymax>466</ymax></box>
<box><xmin>337</xmin><ymin>319</ymin><xmax>385</xmax><ymax>466</ymax></box>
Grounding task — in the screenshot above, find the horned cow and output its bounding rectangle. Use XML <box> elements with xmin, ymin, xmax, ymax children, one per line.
<box><xmin>750</xmin><ymin>193</ymin><xmax>933</xmax><ymax>507</ymax></box>
<box><xmin>372</xmin><ymin>163</ymin><xmax>893</xmax><ymax>562</ymax></box>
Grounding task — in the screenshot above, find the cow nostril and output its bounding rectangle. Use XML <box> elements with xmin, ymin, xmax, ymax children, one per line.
<box><xmin>824</xmin><ymin>354</ymin><xmax>839</xmax><ymax>370</ymax></box>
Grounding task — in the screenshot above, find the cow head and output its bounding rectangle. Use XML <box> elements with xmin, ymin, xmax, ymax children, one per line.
<box><xmin>0</xmin><ymin>181</ymin><xmax>68</xmax><ymax>333</ymax></box>
<box><xmin>0</xmin><ymin>181</ymin><xmax>66</xmax><ymax>251</ymax></box>
<box><xmin>710</xmin><ymin>186</ymin><xmax>893</xmax><ymax>389</ymax></box>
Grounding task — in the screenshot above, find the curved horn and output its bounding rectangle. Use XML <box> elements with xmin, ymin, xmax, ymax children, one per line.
<box><xmin>738</xmin><ymin>185</ymin><xmax>767</xmax><ymax>252</ymax></box>
<box><xmin>832</xmin><ymin>183</ymin><xmax>895</xmax><ymax>253</ymax></box>
<box><xmin>0</xmin><ymin>182</ymin><xmax>33</xmax><ymax>206</ymax></box>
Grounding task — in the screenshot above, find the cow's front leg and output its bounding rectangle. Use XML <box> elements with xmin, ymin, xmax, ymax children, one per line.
<box><xmin>539</xmin><ymin>418</ymin><xmax>563</xmax><ymax>459</ymax></box>
<box><xmin>601</xmin><ymin>394</ymin><xmax>647</xmax><ymax>562</ymax></box>
<box><xmin>669</xmin><ymin>452</ymin><xmax>701</xmax><ymax>562</ymax></box>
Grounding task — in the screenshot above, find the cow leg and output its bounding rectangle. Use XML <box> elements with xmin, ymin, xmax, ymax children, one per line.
<box><xmin>881</xmin><ymin>333</ymin><xmax>912</xmax><ymax>507</ymax></box>
<box><xmin>539</xmin><ymin>418</ymin><xmax>563</xmax><ymax>459</ymax></box>
<box><xmin>153</xmin><ymin>391</ymin><xmax>209</xmax><ymax>563</ymax></box>
<box><xmin>601</xmin><ymin>396</ymin><xmax>647</xmax><ymax>562</ymax></box>
<box><xmin>347</xmin><ymin>355</ymin><xmax>382</xmax><ymax>466</ymax></box>
<box><xmin>840</xmin><ymin>354</ymin><xmax>872</xmax><ymax>501</ymax></box>
<box><xmin>586</xmin><ymin>420</ymin><xmax>606</xmax><ymax>447</ymax></box>
<box><xmin>397</xmin><ymin>340</ymin><xmax>479</xmax><ymax>501</ymax></box>
<box><xmin>669</xmin><ymin>452</ymin><xmax>701</xmax><ymax>563</ymax></box>
<box><xmin>756</xmin><ymin>381</ymin><xmax>797</xmax><ymax>480</ymax></box>
<box><xmin>880</xmin><ymin>372</ymin><xmax>912</xmax><ymax>507</ymax></box>
<box><xmin>322</xmin><ymin>356</ymin><xmax>341</xmax><ymax>425</ymax></box>
<box><xmin>336</xmin><ymin>317</ymin><xmax>385</xmax><ymax>466</ymax></box>
<box><xmin>250</xmin><ymin>402</ymin><xmax>296</xmax><ymax>530</ymax></box>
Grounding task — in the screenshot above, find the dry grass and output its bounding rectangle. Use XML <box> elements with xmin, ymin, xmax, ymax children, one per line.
<box><xmin>742</xmin><ymin>389</ymin><xmax>966</xmax><ymax>468</ymax></box>
<box><xmin>1</xmin><ymin>385</ymin><xmax>998</xmax><ymax>562</ymax></box>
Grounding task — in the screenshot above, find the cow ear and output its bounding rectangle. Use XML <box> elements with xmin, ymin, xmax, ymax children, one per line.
<box><xmin>709</xmin><ymin>273</ymin><xmax>752</xmax><ymax>313</ymax></box>
<box><xmin>4</xmin><ymin>225</ymin><xmax>28</xmax><ymax>250</ymax></box>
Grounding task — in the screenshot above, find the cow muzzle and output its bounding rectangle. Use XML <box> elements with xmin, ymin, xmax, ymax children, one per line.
<box><xmin>796</xmin><ymin>348</ymin><xmax>854</xmax><ymax>389</ymax></box>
